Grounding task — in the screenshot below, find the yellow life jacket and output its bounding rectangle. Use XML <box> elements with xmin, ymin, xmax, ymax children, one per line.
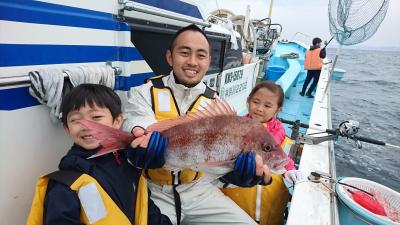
<box><xmin>144</xmin><ymin>75</ymin><xmax>216</xmax><ymax>185</ymax></box>
<box><xmin>304</xmin><ymin>48</ymin><xmax>323</xmax><ymax>70</ymax></box>
<box><xmin>221</xmin><ymin>137</ymin><xmax>293</xmax><ymax>225</ymax></box>
<box><xmin>27</xmin><ymin>170</ymin><xmax>148</xmax><ymax>225</ymax></box>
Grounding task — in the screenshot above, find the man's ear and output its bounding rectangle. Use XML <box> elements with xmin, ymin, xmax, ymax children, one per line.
<box><xmin>166</xmin><ymin>50</ymin><xmax>173</xmax><ymax>67</ymax></box>
<box><xmin>112</xmin><ymin>114</ymin><xmax>124</xmax><ymax>129</ymax></box>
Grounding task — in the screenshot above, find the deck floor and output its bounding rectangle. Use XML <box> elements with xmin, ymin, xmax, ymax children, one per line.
<box><xmin>279</xmin><ymin>81</ymin><xmax>315</xmax><ymax>136</ymax></box>
<box><xmin>272</xmin><ymin>42</ymin><xmax>314</xmax><ymax>136</ymax></box>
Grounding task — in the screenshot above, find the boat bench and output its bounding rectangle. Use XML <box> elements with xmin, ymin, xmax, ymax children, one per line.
<box><xmin>276</xmin><ymin>58</ymin><xmax>301</xmax><ymax>96</ymax></box>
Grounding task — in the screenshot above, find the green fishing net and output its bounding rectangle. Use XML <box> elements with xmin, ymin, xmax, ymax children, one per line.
<box><xmin>328</xmin><ymin>0</ymin><xmax>390</xmax><ymax>45</ymax></box>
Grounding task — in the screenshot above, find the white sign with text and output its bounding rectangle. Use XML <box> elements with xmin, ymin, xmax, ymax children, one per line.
<box><xmin>219</xmin><ymin>62</ymin><xmax>260</xmax><ymax>115</ymax></box>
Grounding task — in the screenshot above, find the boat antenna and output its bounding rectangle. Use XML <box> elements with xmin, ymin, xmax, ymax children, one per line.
<box><xmin>215</xmin><ymin>0</ymin><xmax>221</xmax><ymax>17</ymax></box>
<box><xmin>321</xmin><ymin>0</ymin><xmax>390</xmax><ymax>101</ymax></box>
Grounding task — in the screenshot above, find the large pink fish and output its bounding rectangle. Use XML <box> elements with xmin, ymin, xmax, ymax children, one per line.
<box><xmin>79</xmin><ymin>99</ymin><xmax>289</xmax><ymax>174</ymax></box>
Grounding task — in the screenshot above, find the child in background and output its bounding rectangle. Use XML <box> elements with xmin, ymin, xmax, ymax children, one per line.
<box><xmin>27</xmin><ymin>84</ymin><xmax>172</xmax><ymax>225</ymax></box>
<box><xmin>222</xmin><ymin>81</ymin><xmax>302</xmax><ymax>225</ymax></box>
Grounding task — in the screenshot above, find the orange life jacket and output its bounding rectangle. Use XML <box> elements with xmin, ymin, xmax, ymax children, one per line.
<box><xmin>304</xmin><ymin>48</ymin><xmax>323</xmax><ymax>70</ymax></box>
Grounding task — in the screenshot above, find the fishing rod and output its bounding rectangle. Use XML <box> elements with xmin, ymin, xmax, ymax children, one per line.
<box><xmin>321</xmin><ymin>36</ymin><xmax>335</xmax><ymax>50</ymax></box>
<box><xmin>278</xmin><ymin>117</ymin><xmax>400</xmax><ymax>150</ymax></box>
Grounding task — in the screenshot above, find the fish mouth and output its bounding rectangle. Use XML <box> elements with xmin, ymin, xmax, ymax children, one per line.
<box><xmin>271</xmin><ymin>168</ymin><xmax>287</xmax><ymax>175</ymax></box>
<box><xmin>270</xmin><ymin>158</ymin><xmax>290</xmax><ymax>174</ymax></box>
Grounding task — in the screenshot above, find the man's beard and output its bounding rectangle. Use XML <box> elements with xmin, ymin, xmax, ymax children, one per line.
<box><xmin>173</xmin><ymin>73</ymin><xmax>200</xmax><ymax>88</ymax></box>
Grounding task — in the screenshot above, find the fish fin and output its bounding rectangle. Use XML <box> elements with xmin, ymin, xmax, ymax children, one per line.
<box><xmin>146</xmin><ymin>99</ymin><xmax>236</xmax><ymax>132</ymax></box>
<box><xmin>198</xmin><ymin>159</ymin><xmax>236</xmax><ymax>167</ymax></box>
<box><xmin>197</xmin><ymin>99</ymin><xmax>236</xmax><ymax>117</ymax></box>
<box><xmin>146</xmin><ymin>116</ymin><xmax>187</xmax><ymax>132</ymax></box>
<box><xmin>78</xmin><ymin>119</ymin><xmax>133</xmax><ymax>140</ymax></box>
<box><xmin>78</xmin><ymin>119</ymin><xmax>134</xmax><ymax>158</ymax></box>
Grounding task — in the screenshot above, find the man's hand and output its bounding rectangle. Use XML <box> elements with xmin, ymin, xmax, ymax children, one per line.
<box><xmin>255</xmin><ymin>154</ymin><xmax>272</xmax><ymax>185</ymax></box>
<box><xmin>126</xmin><ymin>131</ymin><xmax>168</xmax><ymax>169</ymax></box>
<box><xmin>233</xmin><ymin>151</ymin><xmax>256</xmax><ymax>184</ymax></box>
<box><xmin>220</xmin><ymin>151</ymin><xmax>272</xmax><ymax>187</ymax></box>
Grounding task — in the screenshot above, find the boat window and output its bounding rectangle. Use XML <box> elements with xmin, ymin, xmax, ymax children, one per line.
<box><xmin>207</xmin><ymin>36</ymin><xmax>225</xmax><ymax>75</ymax></box>
<box><xmin>223</xmin><ymin>38</ymin><xmax>243</xmax><ymax>70</ymax></box>
<box><xmin>129</xmin><ymin>20</ymin><xmax>176</xmax><ymax>75</ymax></box>
<box><xmin>128</xmin><ymin>19</ymin><xmax>228</xmax><ymax>76</ymax></box>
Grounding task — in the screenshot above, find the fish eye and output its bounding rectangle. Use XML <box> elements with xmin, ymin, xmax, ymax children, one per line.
<box><xmin>262</xmin><ymin>143</ymin><xmax>272</xmax><ymax>152</ymax></box>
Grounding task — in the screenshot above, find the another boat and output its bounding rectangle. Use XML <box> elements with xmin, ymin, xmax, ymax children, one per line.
<box><xmin>332</xmin><ymin>68</ymin><xmax>346</xmax><ymax>80</ymax></box>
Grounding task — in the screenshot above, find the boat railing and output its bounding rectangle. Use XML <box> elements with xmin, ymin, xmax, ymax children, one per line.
<box><xmin>118</xmin><ymin>0</ymin><xmax>211</xmax><ymax>27</ymax></box>
<box><xmin>290</xmin><ymin>31</ymin><xmax>314</xmax><ymax>44</ymax></box>
<box><xmin>0</xmin><ymin>65</ymin><xmax>121</xmax><ymax>88</ymax></box>
<box><xmin>207</xmin><ymin>15</ymin><xmax>230</xmax><ymax>25</ymax></box>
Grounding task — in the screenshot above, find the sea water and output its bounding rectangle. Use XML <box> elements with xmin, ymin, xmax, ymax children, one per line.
<box><xmin>328</xmin><ymin>48</ymin><xmax>400</xmax><ymax>192</ymax></box>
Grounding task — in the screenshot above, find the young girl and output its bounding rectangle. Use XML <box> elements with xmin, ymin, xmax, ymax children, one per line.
<box><xmin>245</xmin><ymin>81</ymin><xmax>296</xmax><ymax>171</ymax></box>
<box><xmin>222</xmin><ymin>81</ymin><xmax>302</xmax><ymax>225</ymax></box>
<box><xmin>246</xmin><ymin>81</ymin><xmax>304</xmax><ymax>183</ymax></box>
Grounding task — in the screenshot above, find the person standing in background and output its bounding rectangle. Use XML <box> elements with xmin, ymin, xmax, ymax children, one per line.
<box><xmin>300</xmin><ymin>37</ymin><xmax>326</xmax><ymax>98</ymax></box>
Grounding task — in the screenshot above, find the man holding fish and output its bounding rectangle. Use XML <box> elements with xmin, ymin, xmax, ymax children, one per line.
<box><xmin>122</xmin><ymin>24</ymin><xmax>289</xmax><ymax>225</ymax></box>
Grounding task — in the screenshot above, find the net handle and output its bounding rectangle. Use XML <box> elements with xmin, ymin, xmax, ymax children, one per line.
<box><xmin>320</xmin><ymin>45</ymin><xmax>342</xmax><ymax>102</ymax></box>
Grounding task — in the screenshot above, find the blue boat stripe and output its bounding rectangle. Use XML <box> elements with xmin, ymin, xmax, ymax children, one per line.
<box><xmin>0</xmin><ymin>86</ymin><xmax>40</xmax><ymax>110</ymax></box>
<box><xmin>0</xmin><ymin>1</ymin><xmax>130</xmax><ymax>31</ymax></box>
<box><xmin>115</xmin><ymin>72</ymin><xmax>155</xmax><ymax>91</ymax></box>
<box><xmin>135</xmin><ymin>0</ymin><xmax>203</xmax><ymax>19</ymax></box>
<box><xmin>0</xmin><ymin>44</ymin><xmax>143</xmax><ymax>67</ymax></box>
<box><xmin>0</xmin><ymin>72</ymin><xmax>155</xmax><ymax>110</ymax></box>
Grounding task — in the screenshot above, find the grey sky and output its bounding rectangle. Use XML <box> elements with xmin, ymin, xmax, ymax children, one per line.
<box><xmin>196</xmin><ymin>0</ymin><xmax>399</xmax><ymax>48</ymax></box>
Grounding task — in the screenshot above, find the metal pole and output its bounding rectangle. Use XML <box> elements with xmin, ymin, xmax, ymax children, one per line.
<box><xmin>268</xmin><ymin>0</ymin><xmax>274</xmax><ymax>18</ymax></box>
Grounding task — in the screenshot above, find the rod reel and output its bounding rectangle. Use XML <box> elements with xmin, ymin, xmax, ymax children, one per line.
<box><xmin>308</xmin><ymin>171</ymin><xmax>374</xmax><ymax>197</ymax></box>
<box><xmin>338</xmin><ymin>120</ymin><xmax>362</xmax><ymax>149</ymax></box>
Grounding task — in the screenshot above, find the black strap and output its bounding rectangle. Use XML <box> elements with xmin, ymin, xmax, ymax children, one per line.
<box><xmin>193</xmin><ymin>172</ymin><xmax>199</xmax><ymax>181</ymax></box>
<box><xmin>203</xmin><ymin>86</ymin><xmax>216</xmax><ymax>99</ymax></box>
<box><xmin>46</xmin><ymin>170</ymin><xmax>83</xmax><ymax>187</ymax></box>
<box><xmin>171</xmin><ymin>172</ymin><xmax>182</xmax><ymax>225</ymax></box>
<box><xmin>172</xmin><ymin>185</ymin><xmax>181</xmax><ymax>225</ymax></box>
<box><xmin>149</xmin><ymin>76</ymin><xmax>165</xmax><ymax>88</ymax></box>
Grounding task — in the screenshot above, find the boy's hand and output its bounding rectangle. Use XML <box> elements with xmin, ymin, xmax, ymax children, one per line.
<box><xmin>131</xmin><ymin>126</ymin><xmax>145</xmax><ymax>138</ymax></box>
<box><xmin>126</xmin><ymin>131</ymin><xmax>168</xmax><ymax>169</ymax></box>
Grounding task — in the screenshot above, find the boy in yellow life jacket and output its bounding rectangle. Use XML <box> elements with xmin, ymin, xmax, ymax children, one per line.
<box><xmin>27</xmin><ymin>84</ymin><xmax>172</xmax><ymax>225</ymax></box>
<box><xmin>300</xmin><ymin>37</ymin><xmax>327</xmax><ymax>98</ymax></box>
